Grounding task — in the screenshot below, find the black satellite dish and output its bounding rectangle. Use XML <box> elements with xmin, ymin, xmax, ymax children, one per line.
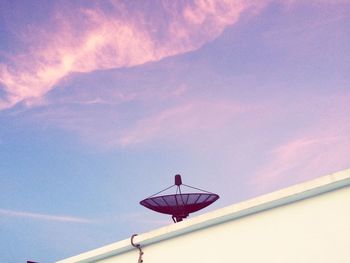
<box><xmin>140</xmin><ymin>174</ymin><xmax>219</xmax><ymax>223</ymax></box>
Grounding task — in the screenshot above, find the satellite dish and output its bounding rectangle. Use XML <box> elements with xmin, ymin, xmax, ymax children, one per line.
<box><xmin>140</xmin><ymin>174</ymin><xmax>219</xmax><ymax>223</ymax></box>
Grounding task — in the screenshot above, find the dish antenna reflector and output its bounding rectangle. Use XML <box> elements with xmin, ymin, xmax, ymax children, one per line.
<box><xmin>140</xmin><ymin>174</ymin><xmax>219</xmax><ymax>223</ymax></box>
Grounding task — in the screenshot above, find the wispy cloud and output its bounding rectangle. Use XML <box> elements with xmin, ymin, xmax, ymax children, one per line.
<box><xmin>118</xmin><ymin>99</ymin><xmax>245</xmax><ymax>146</ymax></box>
<box><xmin>248</xmin><ymin>90</ymin><xmax>350</xmax><ymax>190</ymax></box>
<box><xmin>252</xmin><ymin>120</ymin><xmax>350</xmax><ymax>187</ymax></box>
<box><xmin>0</xmin><ymin>0</ymin><xmax>266</xmax><ymax>110</ymax></box>
<box><xmin>0</xmin><ymin>209</ymin><xmax>92</xmax><ymax>224</ymax></box>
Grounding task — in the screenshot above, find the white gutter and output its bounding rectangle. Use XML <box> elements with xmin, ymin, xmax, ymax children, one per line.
<box><xmin>57</xmin><ymin>168</ymin><xmax>350</xmax><ymax>263</ymax></box>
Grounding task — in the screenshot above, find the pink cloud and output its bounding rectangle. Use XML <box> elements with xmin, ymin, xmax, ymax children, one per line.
<box><xmin>252</xmin><ymin>127</ymin><xmax>350</xmax><ymax>188</ymax></box>
<box><xmin>281</xmin><ymin>0</ymin><xmax>350</xmax><ymax>6</ymax></box>
<box><xmin>0</xmin><ymin>0</ymin><xmax>267</xmax><ymax>110</ymax></box>
<box><xmin>251</xmin><ymin>93</ymin><xmax>350</xmax><ymax>188</ymax></box>
<box><xmin>0</xmin><ymin>208</ymin><xmax>92</xmax><ymax>223</ymax></box>
<box><xmin>118</xmin><ymin>99</ymin><xmax>245</xmax><ymax>146</ymax></box>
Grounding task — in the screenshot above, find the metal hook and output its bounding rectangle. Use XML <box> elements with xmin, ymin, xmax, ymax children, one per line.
<box><xmin>131</xmin><ymin>234</ymin><xmax>144</xmax><ymax>263</ymax></box>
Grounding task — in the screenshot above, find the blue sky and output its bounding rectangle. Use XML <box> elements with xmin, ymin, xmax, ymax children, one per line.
<box><xmin>1</xmin><ymin>0</ymin><xmax>350</xmax><ymax>262</ymax></box>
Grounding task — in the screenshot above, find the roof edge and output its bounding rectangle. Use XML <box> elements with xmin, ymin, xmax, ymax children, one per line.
<box><xmin>57</xmin><ymin>168</ymin><xmax>350</xmax><ymax>263</ymax></box>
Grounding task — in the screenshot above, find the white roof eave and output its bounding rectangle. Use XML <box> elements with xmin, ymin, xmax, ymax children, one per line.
<box><xmin>57</xmin><ymin>168</ymin><xmax>350</xmax><ymax>263</ymax></box>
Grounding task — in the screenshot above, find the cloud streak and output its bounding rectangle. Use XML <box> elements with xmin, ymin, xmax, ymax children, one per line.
<box><xmin>251</xmin><ymin>93</ymin><xmax>350</xmax><ymax>188</ymax></box>
<box><xmin>254</xmin><ymin>136</ymin><xmax>342</xmax><ymax>182</ymax></box>
<box><xmin>0</xmin><ymin>208</ymin><xmax>92</xmax><ymax>224</ymax></box>
<box><xmin>118</xmin><ymin>99</ymin><xmax>245</xmax><ymax>146</ymax></box>
<box><xmin>0</xmin><ymin>0</ymin><xmax>266</xmax><ymax>110</ymax></box>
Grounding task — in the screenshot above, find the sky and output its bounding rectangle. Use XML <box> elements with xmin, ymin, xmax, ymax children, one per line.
<box><xmin>0</xmin><ymin>0</ymin><xmax>349</xmax><ymax>262</ymax></box>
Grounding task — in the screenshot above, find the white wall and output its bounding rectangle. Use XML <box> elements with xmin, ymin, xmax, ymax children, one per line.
<box><xmin>97</xmin><ymin>186</ymin><xmax>350</xmax><ymax>263</ymax></box>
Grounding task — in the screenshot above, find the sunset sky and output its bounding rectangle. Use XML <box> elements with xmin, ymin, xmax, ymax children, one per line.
<box><xmin>1</xmin><ymin>0</ymin><xmax>350</xmax><ymax>262</ymax></box>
